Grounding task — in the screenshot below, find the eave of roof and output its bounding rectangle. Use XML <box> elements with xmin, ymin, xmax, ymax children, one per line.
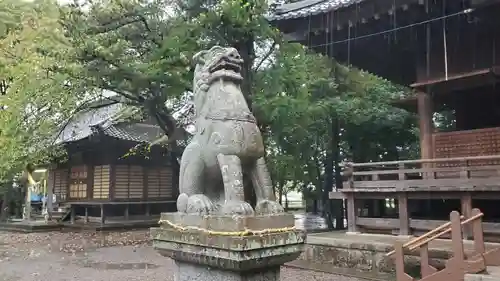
<box><xmin>267</xmin><ymin>0</ymin><xmax>363</xmax><ymax>21</ymax></box>
<box><xmin>54</xmin><ymin>102</ymin><xmax>163</xmax><ymax>145</ymax></box>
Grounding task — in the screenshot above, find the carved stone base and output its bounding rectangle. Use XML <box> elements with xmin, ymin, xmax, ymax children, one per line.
<box><xmin>174</xmin><ymin>261</ymin><xmax>280</xmax><ymax>281</ymax></box>
<box><xmin>151</xmin><ymin>212</ymin><xmax>305</xmax><ymax>281</ymax></box>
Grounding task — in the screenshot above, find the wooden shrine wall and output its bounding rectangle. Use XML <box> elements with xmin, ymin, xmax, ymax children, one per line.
<box><xmin>433</xmin><ymin>127</ymin><xmax>500</xmax><ymax>173</ymax></box>
<box><xmin>69</xmin><ymin>165</ymin><xmax>88</xmax><ymax>199</ymax></box>
<box><xmin>115</xmin><ymin>165</ymin><xmax>144</xmax><ymax>199</ymax></box>
<box><xmin>414</xmin><ymin>6</ymin><xmax>500</xmax><ymax>84</ymax></box>
<box><xmin>114</xmin><ymin>165</ymin><xmax>174</xmax><ymax>200</ymax></box>
<box><xmin>147</xmin><ymin>167</ymin><xmax>174</xmax><ymax>199</ymax></box>
<box><xmin>47</xmin><ymin>164</ymin><xmax>175</xmax><ymax>202</ymax></box>
<box><xmin>93</xmin><ymin>165</ymin><xmax>110</xmax><ymax>199</ymax></box>
<box><xmin>47</xmin><ymin>169</ymin><xmax>68</xmax><ymax>201</ymax></box>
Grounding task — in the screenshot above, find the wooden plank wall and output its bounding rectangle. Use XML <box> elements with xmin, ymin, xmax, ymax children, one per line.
<box><xmin>48</xmin><ymin>164</ymin><xmax>175</xmax><ymax>202</ymax></box>
<box><xmin>147</xmin><ymin>167</ymin><xmax>173</xmax><ymax>198</ymax></box>
<box><xmin>115</xmin><ymin>165</ymin><xmax>144</xmax><ymax>199</ymax></box>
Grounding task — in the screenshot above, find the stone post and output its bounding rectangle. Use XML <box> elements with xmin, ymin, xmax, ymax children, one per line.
<box><xmin>151</xmin><ymin>212</ymin><xmax>305</xmax><ymax>281</ymax></box>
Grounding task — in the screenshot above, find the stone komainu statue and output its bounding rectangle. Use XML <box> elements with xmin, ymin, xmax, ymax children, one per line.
<box><xmin>176</xmin><ymin>46</ymin><xmax>284</xmax><ymax>216</ymax></box>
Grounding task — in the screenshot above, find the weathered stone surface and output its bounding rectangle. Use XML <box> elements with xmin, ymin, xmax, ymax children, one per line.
<box><xmin>159</xmin><ymin>212</ymin><xmax>295</xmax><ymax>232</ymax></box>
<box><xmin>296</xmin><ymin>238</ymin><xmax>448</xmax><ymax>275</ymax></box>
<box><xmin>176</xmin><ymin>46</ymin><xmax>283</xmax><ymax>216</ymax></box>
<box><xmin>152</xmin><ymin>219</ymin><xmax>304</xmax><ymax>271</ymax></box>
<box><xmin>175</xmin><ymin>262</ymin><xmax>280</xmax><ymax>281</ymax></box>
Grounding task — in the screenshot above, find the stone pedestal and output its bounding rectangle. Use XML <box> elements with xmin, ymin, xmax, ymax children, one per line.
<box><xmin>151</xmin><ymin>212</ymin><xmax>305</xmax><ymax>281</ymax></box>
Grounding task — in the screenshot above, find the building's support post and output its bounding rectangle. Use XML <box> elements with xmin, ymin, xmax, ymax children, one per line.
<box><xmin>398</xmin><ymin>193</ymin><xmax>410</xmax><ymax>236</ymax></box>
<box><xmin>145</xmin><ymin>204</ymin><xmax>151</xmax><ymax>216</ymax></box>
<box><xmin>84</xmin><ymin>207</ymin><xmax>89</xmax><ymax>223</ymax></box>
<box><xmin>461</xmin><ymin>193</ymin><xmax>473</xmax><ymax>239</ymax></box>
<box><xmin>418</xmin><ymin>91</ymin><xmax>434</xmax><ymax>178</ymax></box>
<box><xmin>100</xmin><ymin>204</ymin><xmax>105</xmax><ymax>224</ymax></box>
<box><xmin>124</xmin><ymin>204</ymin><xmax>129</xmax><ymax>220</ymax></box>
<box><xmin>346</xmin><ymin>194</ymin><xmax>358</xmax><ymax>233</ymax></box>
<box><xmin>70</xmin><ymin>206</ymin><xmax>75</xmax><ymax>224</ymax></box>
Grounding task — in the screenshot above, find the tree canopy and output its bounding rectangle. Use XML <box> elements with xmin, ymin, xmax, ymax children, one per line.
<box><xmin>0</xmin><ymin>0</ymin><xmax>78</xmax><ymax>187</ymax></box>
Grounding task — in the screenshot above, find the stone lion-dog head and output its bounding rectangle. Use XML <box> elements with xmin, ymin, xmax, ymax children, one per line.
<box><xmin>192</xmin><ymin>46</ymin><xmax>244</xmax><ymax>94</ymax></box>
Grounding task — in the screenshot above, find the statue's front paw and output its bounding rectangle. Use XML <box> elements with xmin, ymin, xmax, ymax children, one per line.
<box><xmin>176</xmin><ymin>193</ymin><xmax>189</xmax><ymax>213</ymax></box>
<box><xmin>220</xmin><ymin>201</ymin><xmax>254</xmax><ymax>216</ymax></box>
<box><xmin>255</xmin><ymin>200</ymin><xmax>284</xmax><ymax>215</ymax></box>
<box><xmin>184</xmin><ymin>194</ymin><xmax>216</xmax><ymax>215</ymax></box>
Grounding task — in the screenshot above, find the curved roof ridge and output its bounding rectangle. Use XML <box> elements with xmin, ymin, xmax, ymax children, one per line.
<box><xmin>268</xmin><ymin>0</ymin><xmax>364</xmax><ymax>21</ymax></box>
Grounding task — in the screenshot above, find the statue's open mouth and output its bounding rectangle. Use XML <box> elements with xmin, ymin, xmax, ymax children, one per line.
<box><xmin>208</xmin><ymin>57</ymin><xmax>243</xmax><ymax>82</ymax></box>
<box><xmin>209</xmin><ymin>60</ymin><xmax>241</xmax><ymax>74</ymax></box>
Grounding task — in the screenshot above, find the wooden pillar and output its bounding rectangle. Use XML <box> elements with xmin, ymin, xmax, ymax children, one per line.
<box><xmin>100</xmin><ymin>204</ymin><xmax>105</xmax><ymax>224</ymax></box>
<box><xmin>398</xmin><ymin>193</ymin><xmax>410</xmax><ymax>236</ymax></box>
<box><xmin>70</xmin><ymin>206</ymin><xmax>75</xmax><ymax>224</ymax></box>
<box><xmin>346</xmin><ymin>194</ymin><xmax>358</xmax><ymax>233</ymax></box>
<box><xmin>145</xmin><ymin>204</ymin><xmax>151</xmax><ymax>216</ymax></box>
<box><xmin>418</xmin><ymin>91</ymin><xmax>434</xmax><ymax>179</ymax></box>
<box><xmin>418</xmin><ymin>91</ymin><xmax>434</xmax><ymax>158</ymax></box>
<box><xmin>124</xmin><ymin>204</ymin><xmax>129</xmax><ymax>220</ymax></box>
<box><xmin>461</xmin><ymin>193</ymin><xmax>473</xmax><ymax>239</ymax></box>
<box><xmin>84</xmin><ymin>207</ymin><xmax>89</xmax><ymax>223</ymax></box>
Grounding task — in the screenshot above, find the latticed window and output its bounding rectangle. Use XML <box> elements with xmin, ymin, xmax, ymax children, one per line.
<box><xmin>93</xmin><ymin>165</ymin><xmax>110</xmax><ymax>199</ymax></box>
<box><xmin>69</xmin><ymin>165</ymin><xmax>87</xmax><ymax>199</ymax></box>
<box><xmin>147</xmin><ymin>167</ymin><xmax>173</xmax><ymax>198</ymax></box>
<box><xmin>115</xmin><ymin>165</ymin><xmax>144</xmax><ymax>199</ymax></box>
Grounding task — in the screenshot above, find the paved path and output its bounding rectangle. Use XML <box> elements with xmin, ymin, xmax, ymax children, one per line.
<box><xmin>0</xmin><ymin>230</ymin><xmax>362</xmax><ymax>281</ymax></box>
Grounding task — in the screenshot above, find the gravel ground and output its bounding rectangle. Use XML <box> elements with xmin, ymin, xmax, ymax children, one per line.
<box><xmin>0</xmin><ymin>230</ymin><xmax>360</xmax><ymax>281</ymax></box>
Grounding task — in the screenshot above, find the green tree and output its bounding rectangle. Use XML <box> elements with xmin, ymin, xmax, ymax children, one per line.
<box><xmin>0</xmin><ymin>0</ymin><xmax>78</xmax><ymax>219</ymax></box>
<box><xmin>60</xmin><ymin>0</ymin><xmax>201</xmax><ymax>147</ymax></box>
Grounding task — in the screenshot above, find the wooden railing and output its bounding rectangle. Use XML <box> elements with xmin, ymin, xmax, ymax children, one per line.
<box><xmin>387</xmin><ymin>209</ymin><xmax>500</xmax><ymax>281</ymax></box>
<box><xmin>341</xmin><ymin>154</ymin><xmax>500</xmax><ymax>191</ymax></box>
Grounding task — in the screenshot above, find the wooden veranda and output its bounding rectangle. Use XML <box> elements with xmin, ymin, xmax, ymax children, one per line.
<box><xmin>330</xmin><ymin>155</ymin><xmax>500</xmax><ymax>238</ymax></box>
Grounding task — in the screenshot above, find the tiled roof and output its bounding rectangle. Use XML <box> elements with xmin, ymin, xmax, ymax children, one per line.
<box><xmin>54</xmin><ymin>101</ymin><xmax>163</xmax><ymax>145</ymax></box>
<box><xmin>102</xmin><ymin>123</ymin><xmax>163</xmax><ymax>143</ymax></box>
<box><xmin>267</xmin><ymin>0</ymin><xmax>363</xmax><ymax>21</ymax></box>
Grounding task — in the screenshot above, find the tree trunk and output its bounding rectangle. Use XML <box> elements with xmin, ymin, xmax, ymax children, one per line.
<box><xmin>322</xmin><ymin>148</ymin><xmax>335</xmax><ymax>229</ymax></box>
<box><xmin>0</xmin><ymin>185</ymin><xmax>11</xmax><ymax>222</ymax></box>
<box><xmin>235</xmin><ymin>37</ymin><xmax>259</xmax><ymax>208</ymax></box>
<box><xmin>284</xmin><ymin>193</ymin><xmax>289</xmax><ymax>211</ymax></box>
<box><xmin>277</xmin><ymin>182</ymin><xmax>283</xmax><ymax>205</ymax></box>
<box><xmin>312</xmin><ymin>199</ymin><xmax>318</xmax><ymax>214</ymax></box>
<box><xmin>332</xmin><ymin>119</ymin><xmax>345</xmax><ymax>229</ymax></box>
